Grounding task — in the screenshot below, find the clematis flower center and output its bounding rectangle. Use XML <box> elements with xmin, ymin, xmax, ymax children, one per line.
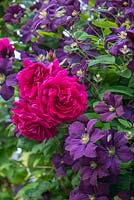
<box><xmin>88</xmin><ymin>195</ymin><xmax>96</xmax><ymax>200</ymax></box>
<box><xmin>109</xmin><ymin>105</ymin><xmax>115</xmax><ymax>112</ymax></box>
<box><xmin>13</xmin><ymin>14</ymin><xmax>18</xmax><ymax>18</ymax></box>
<box><xmin>114</xmin><ymin>196</ymin><xmax>122</xmax><ymax>200</ymax></box>
<box><xmin>120</xmin><ymin>45</ymin><xmax>130</xmax><ymax>54</ymax></box>
<box><xmin>108</xmin><ymin>147</ymin><xmax>115</xmax><ymax>156</ymax></box>
<box><xmin>72</xmin><ymin>10</ymin><xmax>78</xmax><ymax>16</ymax></box>
<box><xmin>118</xmin><ymin>31</ymin><xmax>127</xmax><ymax>39</ymax></box>
<box><xmin>0</xmin><ymin>73</ymin><xmax>6</xmax><ymax>84</ymax></box>
<box><xmin>81</xmin><ymin>134</ymin><xmax>89</xmax><ymax>144</ymax></box>
<box><xmin>44</xmin><ymin>0</ymin><xmax>48</xmax><ymax>4</ymax></box>
<box><xmin>71</xmin><ymin>42</ymin><xmax>77</xmax><ymax>48</ymax></box>
<box><xmin>123</xmin><ymin>2</ymin><xmax>128</xmax><ymax>6</ymax></box>
<box><xmin>55</xmin><ymin>8</ymin><xmax>65</xmax><ymax>18</ymax></box>
<box><xmin>125</xmin><ymin>131</ymin><xmax>133</xmax><ymax>140</ymax></box>
<box><xmin>39</xmin><ymin>9</ymin><xmax>47</xmax><ymax>19</ymax></box>
<box><xmin>131</xmin><ymin>197</ymin><xmax>134</xmax><ymax>200</ymax></box>
<box><xmin>90</xmin><ymin>161</ymin><xmax>97</xmax><ymax>169</ymax></box>
<box><xmin>40</xmin><ymin>24</ymin><xmax>46</xmax><ymax>29</ymax></box>
<box><xmin>37</xmin><ymin>54</ymin><xmax>46</xmax><ymax>62</ymax></box>
<box><xmin>76</xmin><ymin>69</ymin><xmax>83</xmax><ymax>76</ymax></box>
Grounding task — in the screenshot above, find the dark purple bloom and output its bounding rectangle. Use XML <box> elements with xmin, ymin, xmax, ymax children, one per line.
<box><xmin>65</xmin><ymin>119</ymin><xmax>104</xmax><ymax>160</ymax></box>
<box><xmin>70</xmin><ymin>58</ymin><xmax>88</xmax><ymax>81</ymax></box>
<box><xmin>123</xmin><ymin>102</ymin><xmax>134</xmax><ymax>123</ymax></box>
<box><xmin>31</xmin><ymin>0</ymin><xmax>80</xmax><ymax>33</ymax></box>
<box><xmin>63</xmin><ymin>151</ymin><xmax>81</xmax><ymax>172</ymax></box>
<box><xmin>0</xmin><ymin>59</ymin><xmax>16</xmax><ymax>100</ymax></box>
<box><xmin>80</xmin><ymin>157</ymin><xmax>109</xmax><ymax>185</ymax></box>
<box><xmin>70</xmin><ymin>183</ymin><xmax>109</xmax><ymax>200</ymax></box>
<box><xmin>13</xmin><ymin>185</ymin><xmax>23</xmax><ymax>196</ymax></box>
<box><xmin>3</xmin><ymin>4</ymin><xmax>25</xmax><ymax>25</ymax></box>
<box><xmin>30</xmin><ymin>0</ymin><xmax>45</xmax><ymax>12</ymax></box>
<box><xmin>98</xmin><ymin>131</ymin><xmax>132</xmax><ymax>174</ymax></box>
<box><xmin>42</xmin><ymin>192</ymin><xmax>51</xmax><ymax>200</ymax></box>
<box><xmin>94</xmin><ymin>92</ymin><xmax>124</xmax><ymax>122</ymax></box>
<box><xmin>111</xmin><ymin>0</ymin><xmax>130</xmax><ymax>7</ymax></box>
<box><xmin>105</xmin><ymin>25</ymin><xmax>134</xmax><ymax>56</ymax></box>
<box><xmin>21</xmin><ymin>43</ymin><xmax>52</xmax><ymax>65</ymax></box>
<box><xmin>20</xmin><ymin>19</ymin><xmax>34</xmax><ymax>43</ymax></box>
<box><xmin>115</xmin><ymin>191</ymin><xmax>130</xmax><ymax>200</ymax></box>
<box><xmin>127</xmin><ymin>60</ymin><xmax>134</xmax><ymax>71</ymax></box>
<box><xmin>52</xmin><ymin>153</ymin><xmax>66</xmax><ymax>178</ymax></box>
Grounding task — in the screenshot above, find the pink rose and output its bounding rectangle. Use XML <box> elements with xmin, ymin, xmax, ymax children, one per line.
<box><xmin>37</xmin><ymin>70</ymin><xmax>88</xmax><ymax>124</ymax></box>
<box><xmin>17</xmin><ymin>59</ymin><xmax>64</xmax><ymax>101</ymax></box>
<box><xmin>12</xmin><ymin>100</ymin><xmax>57</xmax><ymax>141</ymax></box>
<box><xmin>0</xmin><ymin>38</ymin><xmax>14</xmax><ymax>58</ymax></box>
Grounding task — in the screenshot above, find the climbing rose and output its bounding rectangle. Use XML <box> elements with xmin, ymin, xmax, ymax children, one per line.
<box><xmin>17</xmin><ymin>59</ymin><xmax>63</xmax><ymax>101</ymax></box>
<box><xmin>12</xmin><ymin>100</ymin><xmax>57</xmax><ymax>141</ymax></box>
<box><xmin>37</xmin><ymin>69</ymin><xmax>88</xmax><ymax>124</ymax></box>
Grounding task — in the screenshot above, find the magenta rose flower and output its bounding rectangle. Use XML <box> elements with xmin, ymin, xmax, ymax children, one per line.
<box><xmin>0</xmin><ymin>38</ymin><xmax>14</xmax><ymax>58</ymax></box>
<box><xmin>12</xmin><ymin>100</ymin><xmax>57</xmax><ymax>141</ymax></box>
<box><xmin>37</xmin><ymin>70</ymin><xmax>88</xmax><ymax>124</ymax></box>
<box><xmin>17</xmin><ymin>59</ymin><xmax>63</xmax><ymax>101</ymax></box>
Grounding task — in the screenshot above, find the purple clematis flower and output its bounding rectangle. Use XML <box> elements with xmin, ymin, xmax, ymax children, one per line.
<box><xmin>0</xmin><ymin>59</ymin><xmax>16</xmax><ymax>100</ymax></box>
<box><xmin>111</xmin><ymin>0</ymin><xmax>130</xmax><ymax>7</ymax></box>
<box><xmin>3</xmin><ymin>4</ymin><xmax>25</xmax><ymax>25</ymax></box>
<box><xmin>30</xmin><ymin>0</ymin><xmax>45</xmax><ymax>12</ymax></box>
<box><xmin>65</xmin><ymin>119</ymin><xmax>104</xmax><ymax>160</ymax></box>
<box><xmin>123</xmin><ymin>102</ymin><xmax>134</xmax><ymax>123</ymax></box>
<box><xmin>21</xmin><ymin>43</ymin><xmax>52</xmax><ymax>65</ymax></box>
<box><xmin>94</xmin><ymin>92</ymin><xmax>124</xmax><ymax>122</ymax></box>
<box><xmin>63</xmin><ymin>151</ymin><xmax>81</xmax><ymax>172</ymax></box>
<box><xmin>80</xmin><ymin>157</ymin><xmax>109</xmax><ymax>185</ymax></box>
<box><xmin>70</xmin><ymin>183</ymin><xmax>109</xmax><ymax>200</ymax></box>
<box><xmin>52</xmin><ymin>153</ymin><xmax>66</xmax><ymax>178</ymax></box>
<box><xmin>127</xmin><ymin>60</ymin><xmax>134</xmax><ymax>71</ymax></box>
<box><xmin>42</xmin><ymin>192</ymin><xmax>51</xmax><ymax>200</ymax></box>
<box><xmin>20</xmin><ymin>19</ymin><xmax>35</xmax><ymax>43</ymax></box>
<box><xmin>97</xmin><ymin>130</ymin><xmax>132</xmax><ymax>174</ymax></box>
<box><xmin>105</xmin><ymin>25</ymin><xmax>134</xmax><ymax>56</ymax></box>
<box><xmin>115</xmin><ymin>191</ymin><xmax>130</xmax><ymax>200</ymax></box>
<box><xmin>31</xmin><ymin>0</ymin><xmax>80</xmax><ymax>33</ymax></box>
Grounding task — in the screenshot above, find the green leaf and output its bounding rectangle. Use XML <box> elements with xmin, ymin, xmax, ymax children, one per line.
<box><xmin>118</xmin><ymin>173</ymin><xmax>131</xmax><ymax>191</ymax></box>
<box><xmin>88</xmin><ymin>55</ymin><xmax>115</xmax><ymax>67</ymax></box>
<box><xmin>92</xmin><ymin>19</ymin><xmax>118</xmax><ymax>29</ymax></box>
<box><xmin>71</xmin><ymin>173</ymin><xmax>80</xmax><ymax>187</ymax></box>
<box><xmin>117</xmin><ymin>69</ymin><xmax>132</xmax><ymax>79</ymax></box>
<box><xmin>84</xmin><ymin>112</ymin><xmax>99</xmax><ymax>119</ymax></box>
<box><xmin>118</xmin><ymin>119</ymin><xmax>132</xmax><ymax>128</ymax></box>
<box><xmin>15</xmin><ymin>182</ymin><xmax>39</xmax><ymax>198</ymax></box>
<box><xmin>64</xmin><ymin>45</ymin><xmax>79</xmax><ymax>53</ymax></box>
<box><xmin>74</xmin><ymin>31</ymin><xmax>89</xmax><ymax>41</ymax></box>
<box><xmin>128</xmin><ymin>73</ymin><xmax>134</xmax><ymax>88</ymax></box>
<box><xmin>89</xmin><ymin>0</ymin><xmax>96</xmax><ymax>7</ymax></box>
<box><xmin>37</xmin><ymin>30</ymin><xmax>60</xmax><ymax>38</ymax></box>
<box><xmin>120</xmin><ymin>161</ymin><xmax>132</xmax><ymax>169</ymax></box>
<box><xmin>100</xmin><ymin>86</ymin><xmax>133</xmax><ymax>97</ymax></box>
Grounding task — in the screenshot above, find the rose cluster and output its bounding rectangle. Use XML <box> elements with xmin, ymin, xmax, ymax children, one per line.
<box><xmin>12</xmin><ymin>59</ymin><xmax>88</xmax><ymax>141</ymax></box>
